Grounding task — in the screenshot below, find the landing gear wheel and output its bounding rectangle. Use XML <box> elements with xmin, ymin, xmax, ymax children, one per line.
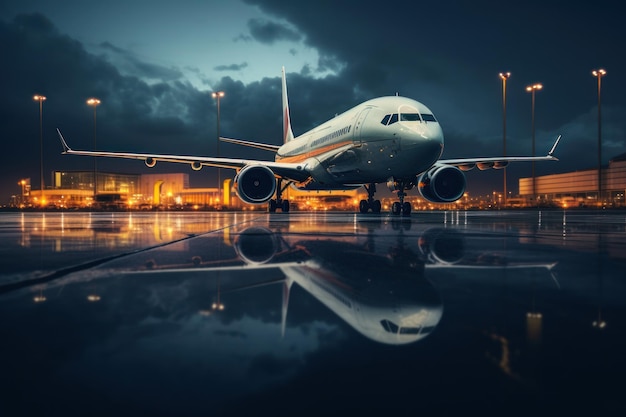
<box><xmin>391</xmin><ymin>202</ymin><xmax>402</xmax><ymax>215</ymax></box>
<box><xmin>359</xmin><ymin>200</ymin><xmax>369</xmax><ymax>213</ymax></box>
<box><xmin>402</xmin><ymin>202</ymin><xmax>411</xmax><ymax>216</ymax></box>
<box><xmin>372</xmin><ymin>200</ymin><xmax>382</xmax><ymax>213</ymax></box>
<box><xmin>268</xmin><ymin>199</ymin><xmax>277</xmax><ymax>213</ymax></box>
<box><xmin>281</xmin><ymin>200</ymin><xmax>290</xmax><ymax>213</ymax></box>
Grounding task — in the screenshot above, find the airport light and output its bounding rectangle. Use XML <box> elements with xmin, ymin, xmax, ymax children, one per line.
<box><xmin>499</xmin><ymin>72</ymin><xmax>510</xmax><ymax>207</ymax></box>
<box><xmin>87</xmin><ymin>98</ymin><xmax>101</xmax><ymax>199</ymax></box>
<box><xmin>212</xmin><ymin>91</ymin><xmax>225</xmax><ymax>203</ymax></box>
<box><xmin>33</xmin><ymin>95</ymin><xmax>46</xmax><ymax>200</ymax></box>
<box><xmin>526</xmin><ymin>83</ymin><xmax>542</xmax><ymax>205</ymax></box>
<box><xmin>592</xmin><ymin>68</ymin><xmax>606</xmax><ymax>206</ymax></box>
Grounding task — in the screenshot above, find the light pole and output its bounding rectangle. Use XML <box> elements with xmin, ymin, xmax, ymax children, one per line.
<box><xmin>526</xmin><ymin>83</ymin><xmax>542</xmax><ymax>205</ymax></box>
<box><xmin>499</xmin><ymin>72</ymin><xmax>510</xmax><ymax>207</ymax></box>
<box><xmin>212</xmin><ymin>91</ymin><xmax>225</xmax><ymax>205</ymax></box>
<box><xmin>87</xmin><ymin>98</ymin><xmax>101</xmax><ymax>200</ymax></box>
<box><xmin>592</xmin><ymin>69</ymin><xmax>606</xmax><ymax>206</ymax></box>
<box><xmin>33</xmin><ymin>95</ymin><xmax>46</xmax><ymax>201</ymax></box>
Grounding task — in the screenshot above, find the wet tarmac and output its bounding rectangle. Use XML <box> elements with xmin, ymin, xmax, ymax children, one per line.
<box><xmin>1</xmin><ymin>210</ymin><xmax>625</xmax><ymax>416</ymax></box>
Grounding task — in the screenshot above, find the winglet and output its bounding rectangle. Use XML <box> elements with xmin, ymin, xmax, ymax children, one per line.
<box><xmin>56</xmin><ymin>128</ymin><xmax>72</xmax><ymax>153</ymax></box>
<box><xmin>548</xmin><ymin>135</ymin><xmax>561</xmax><ymax>157</ymax></box>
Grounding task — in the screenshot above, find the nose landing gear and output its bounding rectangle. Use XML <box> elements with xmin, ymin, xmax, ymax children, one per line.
<box><xmin>388</xmin><ymin>177</ymin><xmax>414</xmax><ymax>216</ymax></box>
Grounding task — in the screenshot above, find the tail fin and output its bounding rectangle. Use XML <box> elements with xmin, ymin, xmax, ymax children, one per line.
<box><xmin>282</xmin><ymin>66</ymin><xmax>294</xmax><ymax>143</ymax></box>
<box><xmin>281</xmin><ymin>277</ymin><xmax>293</xmax><ymax>338</ymax></box>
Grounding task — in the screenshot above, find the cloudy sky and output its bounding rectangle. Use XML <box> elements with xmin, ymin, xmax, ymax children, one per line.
<box><xmin>1</xmin><ymin>0</ymin><xmax>624</xmax><ymax>200</ymax></box>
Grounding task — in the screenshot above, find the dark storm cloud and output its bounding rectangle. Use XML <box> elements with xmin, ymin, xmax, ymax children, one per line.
<box><xmin>98</xmin><ymin>41</ymin><xmax>183</xmax><ymax>81</ymax></box>
<box><xmin>0</xmin><ymin>12</ymin><xmax>356</xmax><ymax>198</ymax></box>
<box><xmin>0</xmin><ymin>13</ymin><xmax>211</xmax><ymax>196</ymax></box>
<box><xmin>246</xmin><ymin>18</ymin><xmax>302</xmax><ymax>44</ymax></box>
<box><xmin>242</xmin><ymin>0</ymin><xmax>626</xmax><ymax>189</ymax></box>
<box><xmin>214</xmin><ymin>62</ymin><xmax>249</xmax><ymax>71</ymax></box>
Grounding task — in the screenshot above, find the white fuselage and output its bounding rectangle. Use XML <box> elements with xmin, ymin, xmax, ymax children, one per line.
<box><xmin>275</xmin><ymin>96</ymin><xmax>445</xmax><ymax>190</ymax></box>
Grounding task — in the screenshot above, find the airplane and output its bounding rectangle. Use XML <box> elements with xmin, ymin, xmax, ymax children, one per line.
<box><xmin>56</xmin><ymin>67</ymin><xmax>562</xmax><ymax>215</ymax></box>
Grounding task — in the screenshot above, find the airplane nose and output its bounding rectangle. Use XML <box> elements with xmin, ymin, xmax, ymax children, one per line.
<box><xmin>400</xmin><ymin>126</ymin><xmax>444</xmax><ymax>167</ymax></box>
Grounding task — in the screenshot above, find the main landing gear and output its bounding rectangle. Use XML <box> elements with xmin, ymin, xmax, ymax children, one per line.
<box><xmin>359</xmin><ymin>183</ymin><xmax>382</xmax><ymax>213</ymax></box>
<box><xmin>359</xmin><ymin>181</ymin><xmax>412</xmax><ymax>216</ymax></box>
<box><xmin>268</xmin><ymin>178</ymin><xmax>291</xmax><ymax>213</ymax></box>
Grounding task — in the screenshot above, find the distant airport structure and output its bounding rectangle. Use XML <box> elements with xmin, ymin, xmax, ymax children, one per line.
<box><xmin>9</xmin><ymin>152</ymin><xmax>626</xmax><ymax>210</ymax></box>
<box><xmin>11</xmin><ymin>170</ymin><xmax>362</xmax><ymax>211</ymax></box>
<box><xmin>519</xmin><ymin>152</ymin><xmax>626</xmax><ymax>207</ymax></box>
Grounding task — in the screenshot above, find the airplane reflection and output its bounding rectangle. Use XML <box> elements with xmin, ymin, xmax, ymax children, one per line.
<box><xmin>233</xmin><ymin>227</ymin><xmax>443</xmax><ymax>345</ymax></box>
<box><xmin>149</xmin><ymin>225</ymin><xmax>558</xmax><ymax>345</ymax></box>
<box><xmin>5</xmin><ymin>223</ymin><xmax>559</xmax><ymax>346</ymax></box>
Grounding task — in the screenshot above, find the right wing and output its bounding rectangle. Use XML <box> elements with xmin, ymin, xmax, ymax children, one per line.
<box><xmin>56</xmin><ymin>129</ymin><xmax>311</xmax><ymax>183</ymax></box>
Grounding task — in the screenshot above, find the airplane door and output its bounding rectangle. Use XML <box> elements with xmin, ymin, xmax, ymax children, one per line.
<box><xmin>353</xmin><ymin>108</ymin><xmax>371</xmax><ymax>144</ymax></box>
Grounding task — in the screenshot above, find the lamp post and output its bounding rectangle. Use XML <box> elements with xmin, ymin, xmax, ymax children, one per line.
<box><xmin>87</xmin><ymin>98</ymin><xmax>101</xmax><ymax>199</ymax></box>
<box><xmin>592</xmin><ymin>69</ymin><xmax>606</xmax><ymax>206</ymax></box>
<box><xmin>499</xmin><ymin>72</ymin><xmax>510</xmax><ymax>207</ymax></box>
<box><xmin>33</xmin><ymin>95</ymin><xmax>46</xmax><ymax>200</ymax></box>
<box><xmin>211</xmin><ymin>91</ymin><xmax>225</xmax><ymax>205</ymax></box>
<box><xmin>526</xmin><ymin>83</ymin><xmax>542</xmax><ymax>205</ymax></box>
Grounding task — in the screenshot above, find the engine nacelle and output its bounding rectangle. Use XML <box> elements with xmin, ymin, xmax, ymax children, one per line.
<box><xmin>145</xmin><ymin>157</ymin><xmax>157</xmax><ymax>168</ymax></box>
<box><xmin>234</xmin><ymin>164</ymin><xmax>277</xmax><ymax>204</ymax></box>
<box><xmin>418</xmin><ymin>228</ymin><xmax>465</xmax><ymax>265</ymax></box>
<box><xmin>191</xmin><ymin>161</ymin><xmax>203</xmax><ymax>171</ymax></box>
<box><xmin>418</xmin><ymin>165</ymin><xmax>466</xmax><ymax>203</ymax></box>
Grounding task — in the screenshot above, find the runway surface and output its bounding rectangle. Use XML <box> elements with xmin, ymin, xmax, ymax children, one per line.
<box><xmin>1</xmin><ymin>210</ymin><xmax>625</xmax><ymax>416</ymax></box>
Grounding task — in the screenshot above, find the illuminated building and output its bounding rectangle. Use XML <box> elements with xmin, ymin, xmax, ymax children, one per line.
<box><xmin>519</xmin><ymin>153</ymin><xmax>626</xmax><ymax>207</ymax></box>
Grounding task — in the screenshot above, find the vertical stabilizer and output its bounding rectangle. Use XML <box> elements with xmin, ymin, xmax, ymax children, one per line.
<box><xmin>282</xmin><ymin>66</ymin><xmax>295</xmax><ymax>143</ymax></box>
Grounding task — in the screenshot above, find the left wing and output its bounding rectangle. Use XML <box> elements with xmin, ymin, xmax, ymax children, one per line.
<box><xmin>56</xmin><ymin>129</ymin><xmax>311</xmax><ymax>183</ymax></box>
<box><xmin>438</xmin><ymin>135</ymin><xmax>561</xmax><ymax>171</ymax></box>
<box><xmin>219</xmin><ymin>136</ymin><xmax>281</xmax><ymax>152</ymax></box>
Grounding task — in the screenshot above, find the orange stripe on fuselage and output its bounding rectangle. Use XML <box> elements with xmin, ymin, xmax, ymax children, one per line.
<box><xmin>275</xmin><ymin>140</ymin><xmax>354</xmax><ymax>163</ymax></box>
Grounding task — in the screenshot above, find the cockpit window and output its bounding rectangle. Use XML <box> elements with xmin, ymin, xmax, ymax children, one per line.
<box><xmin>381</xmin><ymin>112</ymin><xmax>436</xmax><ymax>126</ymax></box>
<box><xmin>381</xmin><ymin>319</ymin><xmax>399</xmax><ymax>333</ymax></box>
<box><xmin>400</xmin><ymin>113</ymin><xmax>421</xmax><ymax>122</ymax></box>
<box><xmin>380</xmin><ymin>319</ymin><xmax>422</xmax><ymax>335</ymax></box>
<box><xmin>380</xmin><ymin>114</ymin><xmax>399</xmax><ymax>126</ymax></box>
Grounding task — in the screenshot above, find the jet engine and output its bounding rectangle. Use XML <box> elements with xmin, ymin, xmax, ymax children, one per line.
<box><xmin>234</xmin><ymin>164</ymin><xmax>277</xmax><ymax>204</ymax></box>
<box><xmin>418</xmin><ymin>228</ymin><xmax>465</xmax><ymax>265</ymax></box>
<box><xmin>145</xmin><ymin>157</ymin><xmax>157</xmax><ymax>168</ymax></box>
<box><xmin>418</xmin><ymin>165</ymin><xmax>466</xmax><ymax>203</ymax></box>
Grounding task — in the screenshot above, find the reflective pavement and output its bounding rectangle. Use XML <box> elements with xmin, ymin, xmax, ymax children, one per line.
<box><xmin>1</xmin><ymin>210</ymin><xmax>625</xmax><ymax>416</ymax></box>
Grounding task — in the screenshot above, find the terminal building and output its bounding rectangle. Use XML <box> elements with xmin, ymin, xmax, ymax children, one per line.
<box><xmin>15</xmin><ymin>170</ymin><xmax>362</xmax><ymax>211</ymax></box>
<box><xmin>519</xmin><ymin>153</ymin><xmax>626</xmax><ymax>207</ymax></box>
